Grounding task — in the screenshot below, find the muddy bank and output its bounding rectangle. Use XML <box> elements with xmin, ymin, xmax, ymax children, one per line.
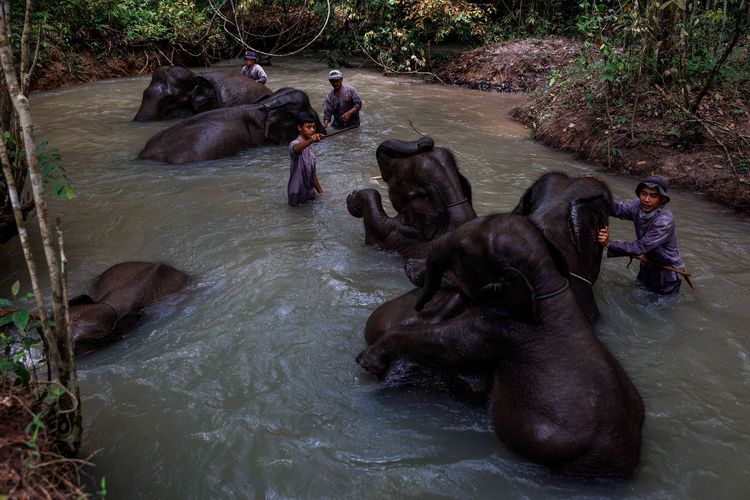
<box><xmin>438</xmin><ymin>37</ymin><xmax>750</xmax><ymax>214</ymax></box>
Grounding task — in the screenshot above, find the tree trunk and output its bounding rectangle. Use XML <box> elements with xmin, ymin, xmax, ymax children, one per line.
<box><xmin>0</xmin><ymin>0</ymin><xmax>81</xmax><ymax>456</ymax></box>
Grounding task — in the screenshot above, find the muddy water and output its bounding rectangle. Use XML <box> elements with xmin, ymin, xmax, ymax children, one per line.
<box><xmin>1</xmin><ymin>58</ymin><xmax>749</xmax><ymax>498</ymax></box>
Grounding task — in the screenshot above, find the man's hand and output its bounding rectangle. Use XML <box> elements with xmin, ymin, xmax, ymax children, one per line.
<box><xmin>310</xmin><ymin>133</ymin><xmax>324</xmax><ymax>142</ymax></box>
<box><xmin>342</xmin><ymin>109</ymin><xmax>355</xmax><ymax>123</ymax></box>
<box><xmin>597</xmin><ymin>226</ymin><xmax>609</xmax><ymax>247</ymax></box>
<box><xmin>323</xmin><ymin>119</ymin><xmax>329</xmax><ymax>128</ymax></box>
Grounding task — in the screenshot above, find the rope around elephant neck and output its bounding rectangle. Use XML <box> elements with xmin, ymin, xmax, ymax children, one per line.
<box><xmin>568</xmin><ymin>272</ymin><xmax>593</xmax><ymax>286</ymax></box>
<box><xmin>445</xmin><ymin>198</ymin><xmax>469</xmax><ymax>207</ymax></box>
<box><xmin>535</xmin><ymin>279</ymin><xmax>570</xmax><ymax>300</ymax></box>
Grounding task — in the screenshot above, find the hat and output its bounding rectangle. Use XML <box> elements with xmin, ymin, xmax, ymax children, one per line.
<box><xmin>328</xmin><ymin>69</ymin><xmax>343</xmax><ymax>80</ymax></box>
<box><xmin>244</xmin><ymin>51</ymin><xmax>257</xmax><ymax>60</ymax></box>
<box><xmin>636</xmin><ymin>175</ymin><xmax>670</xmax><ymax>203</ymax></box>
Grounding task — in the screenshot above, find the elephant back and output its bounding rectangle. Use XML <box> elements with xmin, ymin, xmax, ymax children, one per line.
<box><xmin>376</xmin><ymin>136</ymin><xmax>435</xmax><ymax>160</ymax></box>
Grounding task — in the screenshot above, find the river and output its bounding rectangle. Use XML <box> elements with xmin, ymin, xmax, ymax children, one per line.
<box><xmin>1</xmin><ymin>58</ymin><xmax>749</xmax><ymax>499</ymax></box>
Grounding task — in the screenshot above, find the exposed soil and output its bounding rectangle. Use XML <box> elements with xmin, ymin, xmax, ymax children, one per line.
<box><xmin>31</xmin><ymin>49</ymin><xmax>203</xmax><ymax>92</ymax></box>
<box><xmin>1</xmin><ymin>381</ymin><xmax>90</xmax><ymax>498</ymax></box>
<box><xmin>438</xmin><ymin>37</ymin><xmax>750</xmax><ymax>214</ymax></box>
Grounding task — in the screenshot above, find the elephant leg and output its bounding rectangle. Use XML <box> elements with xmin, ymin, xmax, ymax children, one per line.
<box><xmin>365</xmin><ymin>288</ymin><xmax>468</xmax><ymax>345</ymax></box>
<box><xmin>357</xmin><ymin>309</ymin><xmax>495</xmax><ymax>376</ymax></box>
<box><xmin>347</xmin><ymin>189</ymin><xmax>423</xmax><ymax>249</ymax></box>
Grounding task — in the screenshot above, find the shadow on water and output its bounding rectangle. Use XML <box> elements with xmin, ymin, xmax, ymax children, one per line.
<box><xmin>1</xmin><ymin>58</ymin><xmax>749</xmax><ymax>498</ymax></box>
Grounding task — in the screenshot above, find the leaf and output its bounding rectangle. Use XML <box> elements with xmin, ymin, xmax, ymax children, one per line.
<box><xmin>11</xmin><ymin>281</ymin><xmax>20</xmax><ymax>297</ymax></box>
<box><xmin>0</xmin><ymin>316</ymin><xmax>12</xmax><ymax>327</ymax></box>
<box><xmin>0</xmin><ymin>298</ymin><xmax>13</xmax><ymax>307</ymax></box>
<box><xmin>12</xmin><ymin>310</ymin><xmax>30</xmax><ymax>331</ymax></box>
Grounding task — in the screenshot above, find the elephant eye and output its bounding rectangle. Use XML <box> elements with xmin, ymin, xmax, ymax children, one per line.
<box><xmin>164</xmin><ymin>95</ymin><xmax>176</xmax><ymax>103</ymax></box>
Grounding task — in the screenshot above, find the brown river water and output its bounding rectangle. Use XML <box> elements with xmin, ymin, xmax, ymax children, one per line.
<box><xmin>1</xmin><ymin>58</ymin><xmax>749</xmax><ymax>498</ymax></box>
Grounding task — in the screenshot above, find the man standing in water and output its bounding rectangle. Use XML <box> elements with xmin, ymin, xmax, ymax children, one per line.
<box><xmin>242</xmin><ymin>51</ymin><xmax>268</xmax><ymax>85</ymax></box>
<box><xmin>598</xmin><ymin>176</ymin><xmax>685</xmax><ymax>295</ymax></box>
<box><xmin>287</xmin><ymin>112</ymin><xmax>325</xmax><ymax>206</ymax></box>
<box><xmin>322</xmin><ymin>70</ymin><xmax>362</xmax><ymax>130</ymax></box>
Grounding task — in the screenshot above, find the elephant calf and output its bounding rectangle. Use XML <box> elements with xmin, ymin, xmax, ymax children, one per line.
<box><xmin>69</xmin><ymin>262</ymin><xmax>188</xmax><ymax>356</ymax></box>
<box><xmin>347</xmin><ymin>137</ymin><xmax>477</xmax><ymax>265</ymax></box>
<box><xmin>357</xmin><ymin>214</ymin><xmax>644</xmax><ymax>476</ymax></box>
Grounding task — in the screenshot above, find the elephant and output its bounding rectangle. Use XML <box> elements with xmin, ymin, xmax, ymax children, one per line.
<box><xmin>69</xmin><ymin>262</ymin><xmax>188</xmax><ymax>356</ymax></box>
<box><xmin>347</xmin><ymin>137</ymin><xmax>477</xmax><ymax>264</ymax></box>
<box><xmin>357</xmin><ymin>214</ymin><xmax>644</xmax><ymax>476</ymax></box>
<box><xmin>137</xmin><ymin>88</ymin><xmax>324</xmax><ymax>164</ymax></box>
<box><xmin>133</xmin><ymin>66</ymin><xmax>272</xmax><ymax>121</ymax></box>
<box><xmin>511</xmin><ymin>172</ymin><xmax>612</xmax><ymax>323</ymax></box>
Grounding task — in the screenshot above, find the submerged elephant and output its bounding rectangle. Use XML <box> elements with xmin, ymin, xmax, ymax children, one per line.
<box><xmin>512</xmin><ymin>172</ymin><xmax>612</xmax><ymax>323</ymax></box>
<box><xmin>137</xmin><ymin>88</ymin><xmax>324</xmax><ymax>164</ymax></box>
<box><xmin>133</xmin><ymin>66</ymin><xmax>272</xmax><ymax>121</ymax></box>
<box><xmin>347</xmin><ymin>137</ymin><xmax>477</xmax><ymax>263</ymax></box>
<box><xmin>357</xmin><ymin>214</ymin><xmax>644</xmax><ymax>476</ymax></box>
<box><xmin>69</xmin><ymin>262</ymin><xmax>188</xmax><ymax>356</ymax></box>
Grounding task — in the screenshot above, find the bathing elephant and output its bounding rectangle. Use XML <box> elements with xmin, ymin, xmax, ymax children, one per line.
<box><xmin>511</xmin><ymin>172</ymin><xmax>612</xmax><ymax>323</ymax></box>
<box><xmin>133</xmin><ymin>66</ymin><xmax>272</xmax><ymax>121</ymax></box>
<box><xmin>347</xmin><ymin>137</ymin><xmax>477</xmax><ymax>263</ymax></box>
<box><xmin>137</xmin><ymin>88</ymin><xmax>324</xmax><ymax>164</ymax></box>
<box><xmin>69</xmin><ymin>262</ymin><xmax>188</xmax><ymax>356</ymax></box>
<box><xmin>357</xmin><ymin>214</ymin><xmax>644</xmax><ymax>476</ymax></box>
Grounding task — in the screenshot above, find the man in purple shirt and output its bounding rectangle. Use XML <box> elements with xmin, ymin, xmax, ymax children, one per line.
<box><xmin>322</xmin><ymin>69</ymin><xmax>362</xmax><ymax>129</ymax></box>
<box><xmin>287</xmin><ymin>112</ymin><xmax>324</xmax><ymax>206</ymax></box>
<box><xmin>241</xmin><ymin>51</ymin><xmax>267</xmax><ymax>85</ymax></box>
<box><xmin>598</xmin><ymin>176</ymin><xmax>685</xmax><ymax>295</ymax></box>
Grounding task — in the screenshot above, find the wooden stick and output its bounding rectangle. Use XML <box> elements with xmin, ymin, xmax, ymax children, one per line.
<box><xmin>629</xmin><ymin>255</ymin><xmax>696</xmax><ymax>289</ymax></box>
<box><xmin>321</xmin><ymin>124</ymin><xmax>359</xmax><ymax>139</ymax></box>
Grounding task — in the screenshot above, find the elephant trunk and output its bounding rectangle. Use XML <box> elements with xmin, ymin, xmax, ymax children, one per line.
<box><xmin>415</xmin><ymin>238</ymin><xmax>451</xmax><ymax>311</ymax></box>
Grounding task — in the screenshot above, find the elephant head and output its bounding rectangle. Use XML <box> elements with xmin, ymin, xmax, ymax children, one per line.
<box><xmin>133</xmin><ymin>66</ymin><xmax>272</xmax><ymax>122</ymax></box>
<box><xmin>347</xmin><ymin>137</ymin><xmax>477</xmax><ymax>263</ymax></box>
<box><xmin>376</xmin><ymin>137</ymin><xmax>476</xmax><ymax>237</ymax></box>
<box><xmin>68</xmin><ymin>262</ymin><xmax>188</xmax><ymax>356</ymax></box>
<box><xmin>255</xmin><ymin>88</ymin><xmax>325</xmax><ymax>142</ymax></box>
<box><xmin>512</xmin><ymin>172</ymin><xmax>612</xmax><ymax>323</ymax></box>
<box><xmin>415</xmin><ymin>214</ymin><xmax>564</xmax><ymax>324</ymax></box>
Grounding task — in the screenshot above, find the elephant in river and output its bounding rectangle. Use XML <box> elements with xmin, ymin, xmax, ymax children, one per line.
<box><xmin>69</xmin><ymin>262</ymin><xmax>188</xmax><ymax>356</ymax></box>
<box><xmin>133</xmin><ymin>66</ymin><xmax>272</xmax><ymax>121</ymax></box>
<box><xmin>137</xmin><ymin>88</ymin><xmax>324</xmax><ymax>164</ymax></box>
<box><xmin>347</xmin><ymin>137</ymin><xmax>477</xmax><ymax>263</ymax></box>
<box><xmin>357</xmin><ymin>214</ymin><xmax>644</xmax><ymax>476</ymax></box>
<box><xmin>512</xmin><ymin>171</ymin><xmax>612</xmax><ymax>323</ymax></box>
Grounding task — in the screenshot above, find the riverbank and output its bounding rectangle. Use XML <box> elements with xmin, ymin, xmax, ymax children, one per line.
<box><xmin>438</xmin><ymin>37</ymin><xmax>750</xmax><ymax>214</ymax></box>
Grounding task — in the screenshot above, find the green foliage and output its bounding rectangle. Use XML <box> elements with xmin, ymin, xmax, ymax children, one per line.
<box><xmin>10</xmin><ymin>0</ymin><xmax>229</xmax><ymax>74</ymax></box>
<box><xmin>1</xmin><ymin>282</ymin><xmax>42</xmax><ymax>387</ymax></box>
<box><xmin>2</xmin><ymin>132</ymin><xmax>74</xmax><ymax>199</ymax></box>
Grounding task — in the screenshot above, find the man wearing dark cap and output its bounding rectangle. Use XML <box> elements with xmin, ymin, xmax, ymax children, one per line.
<box><xmin>322</xmin><ymin>69</ymin><xmax>362</xmax><ymax>129</ymax></box>
<box><xmin>242</xmin><ymin>50</ymin><xmax>267</xmax><ymax>85</ymax></box>
<box><xmin>598</xmin><ymin>176</ymin><xmax>685</xmax><ymax>295</ymax></box>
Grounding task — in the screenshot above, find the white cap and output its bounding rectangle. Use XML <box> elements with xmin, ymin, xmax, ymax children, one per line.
<box><xmin>328</xmin><ymin>69</ymin><xmax>343</xmax><ymax>80</ymax></box>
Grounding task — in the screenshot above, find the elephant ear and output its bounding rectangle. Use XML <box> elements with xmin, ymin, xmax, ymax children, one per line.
<box><xmin>189</xmin><ymin>76</ymin><xmax>217</xmax><ymax>113</ymax></box>
<box><xmin>479</xmin><ymin>267</ymin><xmax>537</xmax><ymax>323</ymax></box>
<box><xmin>568</xmin><ymin>194</ymin><xmax>610</xmax><ymax>282</ymax></box>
